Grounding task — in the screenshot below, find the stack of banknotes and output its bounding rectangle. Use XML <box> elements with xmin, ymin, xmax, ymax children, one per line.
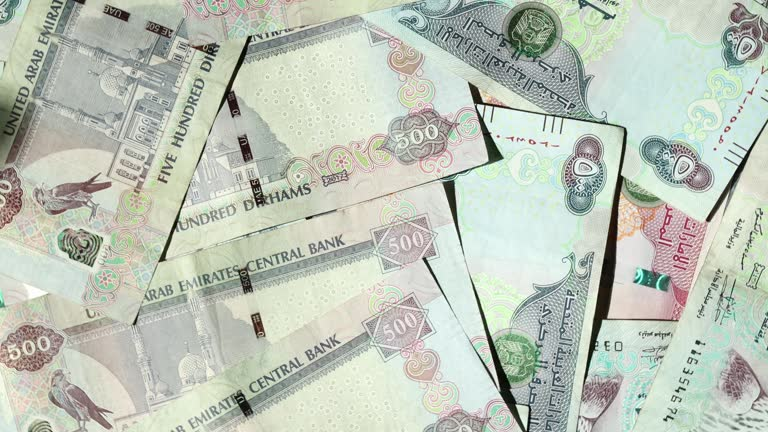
<box><xmin>0</xmin><ymin>0</ymin><xmax>766</xmax><ymax>431</ymax></box>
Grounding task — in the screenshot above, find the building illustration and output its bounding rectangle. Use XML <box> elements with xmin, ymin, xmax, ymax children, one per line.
<box><xmin>33</xmin><ymin>27</ymin><xmax>193</xmax><ymax>188</ymax></box>
<box><xmin>185</xmin><ymin>101</ymin><xmax>293</xmax><ymax>206</ymax></box>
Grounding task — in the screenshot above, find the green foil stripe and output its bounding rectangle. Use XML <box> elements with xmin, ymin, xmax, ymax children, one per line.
<box><xmin>634</xmin><ymin>268</ymin><xmax>670</xmax><ymax>292</ymax></box>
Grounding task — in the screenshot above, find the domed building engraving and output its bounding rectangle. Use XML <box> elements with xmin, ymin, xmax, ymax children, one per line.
<box><xmin>25</xmin><ymin>27</ymin><xmax>193</xmax><ymax>189</ymax></box>
<box><xmin>127</xmin><ymin>287</ymin><xmax>223</xmax><ymax>417</ymax></box>
<box><xmin>178</xmin><ymin>343</ymin><xmax>215</xmax><ymax>391</ymax></box>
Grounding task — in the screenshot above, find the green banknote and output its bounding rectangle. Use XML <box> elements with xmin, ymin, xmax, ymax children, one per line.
<box><xmin>456</xmin><ymin>104</ymin><xmax>623</xmax><ymax>432</ymax></box>
<box><xmin>633</xmin><ymin>122</ymin><xmax>768</xmax><ymax>430</ymax></box>
<box><xmin>366</xmin><ymin>0</ymin><xmax>768</xmax><ymax>220</ymax></box>
<box><xmin>577</xmin><ymin>320</ymin><xmax>675</xmax><ymax>432</ymax></box>
<box><xmin>0</xmin><ymin>0</ymin><xmax>243</xmax><ymax>323</ymax></box>
<box><xmin>167</xmin><ymin>16</ymin><xmax>489</xmax><ymax>257</ymax></box>
<box><xmin>127</xmin><ymin>261</ymin><xmax>520</xmax><ymax>432</ymax></box>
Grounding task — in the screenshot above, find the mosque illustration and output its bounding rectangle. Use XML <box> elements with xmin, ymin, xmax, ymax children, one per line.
<box><xmin>115</xmin><ymin>289</ymin><xmax>223</xmax><ymax>430</ymax></box>
<box><xmin>34</xmin><ymin>26</ymin><xmax>193</xmax><ymax>189</ymax></box>
<box><xmin>185</xmin><ymin>106</ymin><xmax>294</xmax><ymax>206</ymax></box>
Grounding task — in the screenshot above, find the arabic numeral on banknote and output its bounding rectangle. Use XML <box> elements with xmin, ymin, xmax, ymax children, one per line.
<box><xmin>0</xmin><ymin>167</ymin><xmax>23</xmax><ymax>229</ymax></box>
<box><xmin>371</xmin><ymin>215</ymin><xmax>438</xmax><ymax>272</ymax></box>
<box><xmin>639</xmin><ymin>136</ymin><xmax>714</xmax><ymax>193</ymax></box>
<box><xmin>562</xmin><ymin>135</ymin><xmax>607</xmax><ymax>215</ymax></box>
<box><xmin>383</xmin><ymin>109</ymin><xmax>457</xmax><ymax>165</ymax></box>
<box><xmin>2</xmin><ymin>1</ymin><xmax>768</xmax><ymax>431</ymax></box>
<box><xmin>0</xmin><ymin>324</ymin><xmax>65</xmax><ymax>372</ymax></box>
<box><xmin>363</xmin><ymin>293</ymin><xmax>434</xmax><ymax>360</ymax></box>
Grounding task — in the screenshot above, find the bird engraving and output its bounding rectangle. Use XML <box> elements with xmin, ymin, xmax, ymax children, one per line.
<box><xmin>33</xmin><ymin>173</ymin><xmax>112</xmax><ymax>222</ymax></box>
<box><xmin>48</xmin><ymin>369</ymin><xmax>113</xmax><ymax>431</ymax></box>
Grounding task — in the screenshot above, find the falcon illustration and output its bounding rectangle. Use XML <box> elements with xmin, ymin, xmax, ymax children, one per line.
<box><xmin>33</xmin><ymin>173</ymin><xmax>111</xmax><ymax>222</ymax></box>
<box><xmin>48</xmin><ymin>369</ymin><xmax>113</xmax><ymax>431</ymax></box>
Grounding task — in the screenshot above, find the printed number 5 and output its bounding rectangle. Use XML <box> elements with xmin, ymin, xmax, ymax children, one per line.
<box><xmin>5</xmin><ymin>337</ymin><xmax>51</xmax><ymax>360</ymax></box>
<box><xmin>392</xmin><ymin>132</ymin><xmax>409</xmax><ymax>148</ymax></box>
<box><xmin>6</xmin><ymin>344</ymin><xmax>21</xmax><ymax>361</ymax></box>
<box><xmin>387</xmin><ymin>237</ymin><xmax>400</xmax><ymax>255</ymax></box>
<box><xmin>382</xmin><ymin>324</ymin><xmax>395</xmax><ymax>342</ymax></box>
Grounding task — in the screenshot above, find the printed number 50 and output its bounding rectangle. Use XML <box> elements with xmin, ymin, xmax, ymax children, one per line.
<box><xmin>6</xmin><ymin>336</ymin><xmax>52</xmax><ymax>360</ymax></box>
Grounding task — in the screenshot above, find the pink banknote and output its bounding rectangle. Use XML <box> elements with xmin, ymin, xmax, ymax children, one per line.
<box><xmin>608</xmin><ymin>180</ymin><xmax>724</xmax><ymax>320</ymax></box>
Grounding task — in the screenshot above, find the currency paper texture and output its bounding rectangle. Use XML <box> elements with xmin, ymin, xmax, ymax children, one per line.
<box><xmin>168</xmin><ymin>16</ymin><xmax>489</xmax><ymax>257</ymax></box>
<box><xmin>180</xmin><ymin>0</ymin><xmax>414</xmax><ymax>45</ymax></box>
<box><xmin>0</xmin><ymin>0</ymin><xmax>243</xmax><ymax>323</ymax></box>
<box><xmin>0</xmin><ymin>0</ymin><xmax>29</xmax><ymax>78</ymax></box>
<box><xmin>0</xmin><ymin>182</ymin><xmax>495</xmax><ymax>432</ymax></box>
<box><xmin>157</xmin><ymin>181</ymin><xmax>497</xmax><ymax>382</ymax></box>
<box><xmin>608</xmin><ymin>180</ymin><xmax>724</xmax><ymax>320</ymax></box>
<box><xmin>0</xmin><ymin>274</ymin><xmax>45</xmax><ymax>308</ymax></box>
<box><xmin>366</xmin><ymin>0</ymin><xmax>768</xmax><ymax>220</ymax></box>
<box><xmin>128</xmin><ymin>261</ymin><xmax>520</xmax><ymax>432</ymax></box>
<box><xmin>577</xmin><ymin>320</ymin><xmax>675</xmax><ymax>432</ymax></box>
<box><xmin>633</xmin><ymin>127</ymin><xmax>768</xmax><ymax>430</ymax></box>
<box><xmin>456</xmin><ymin>104</ymin><xmax>623</xmax><ymax>432</ymax></box>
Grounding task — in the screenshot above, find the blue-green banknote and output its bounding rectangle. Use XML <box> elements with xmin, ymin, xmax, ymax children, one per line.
<box><xmin>366</xmin><ymin>0</ymin><xmax>768</xmax><ymax>220</ymax></box>
<box><xmin>456</xmin><ymin>104</ymin><xmax>623</xmax><ymax>432</ymax></box>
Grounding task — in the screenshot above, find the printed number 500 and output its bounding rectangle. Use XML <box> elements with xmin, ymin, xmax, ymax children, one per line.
<box><xmin>387</xmin><ymin>231</ymin><xmax>426</xmax><ymax>255</ymax></box>
<box><xmin>6</xmin><ymin>336</ymin><xmax>52</xmax><ymax>360</ymax></box>
<box><xmin>392</xmin><ymin>124</ymin><xmax>439</xmax><ymax>147</ymax></box>
<box><xmin>382</xmin><ymin>312</ymin><xmax>419</xmax><ymax>342</ymax></box>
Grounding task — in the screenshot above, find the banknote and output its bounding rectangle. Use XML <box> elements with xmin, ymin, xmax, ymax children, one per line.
<box><xmin>157</xmin><ymin>181</ymin><xmax>498</xmax><ymax>383</ymax></box>
<box><xmin>0</xmin><ymin>274</ymin><xmax>45</xmax><ymax>308</ymax></box>
<box><xmin>0</xmin><ymin>0</ymin><xmax>243</xmax><ymax>323</ymax></box>
<box><xmin>633</xmin><ymin>126</ymin><xmax>768</xmax><ymax>430</ymax></box>
<box><xmin>126</xmin><ymin>261</ymin><xmax>520</xmax><ymax>432</ymax></box>
<box><xmin>577</xmin><ymin>320</ymin><xmax>675</xmax><ymax>432</ymax></box>
<box><xmin>366</xmin><ymin>0</ymin><xmax>768</xmax><ymax>220</ymax></box>
<box><xmin>0</xmin><ymin>0</ymin><xmax>29</xmax><ymax>78</ymax></box>
<box><xmin>0</xmin><ymin>182</ymin><xmax>497</xmax><ymax>431</ymax></box>
<box><xmin>608</xmin><ymin>180</ymin><xmax>725</xmax><ymax>320</ymax></box>
<box><xmin>167</xmin><ymin>16</ymin><xmax>489</xmax><ymax>257</ymax></box>
<box><xmin>180</xmin><ymin>0</ymin><xmax>414</xmax><ymax>45</ymax></box>
<box><xmin>455</xmin><ymin>104</ymin><xmax>623</xmax><ymax>432</ymax></box>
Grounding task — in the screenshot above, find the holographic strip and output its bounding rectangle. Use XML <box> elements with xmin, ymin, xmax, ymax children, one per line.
<box><xmin>634</xmin><ymin>268</ymin><xmax>670</xmax><ymax>291</ymax></box>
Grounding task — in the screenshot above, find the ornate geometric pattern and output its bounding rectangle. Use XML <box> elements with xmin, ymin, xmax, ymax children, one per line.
<box><xmin>0</xmin><ymin>167</ymin><xmax>23</xmax><ymax>229</ymax></box>
<box><xmin>362</xmin><ymin>294</ymin><xmax>434</xmax><ymax>361</ymax></box>
<box><xmin>424</xmin><ymin>409</ymin><xmax>488</xmax><ymax>432</ymax></box>
<box><xmin>504</xmin><ymin>2</ymin><xmax>563</xmax><ymax>60</ymax></box>
<box><xmin>721</xmin><ymin>3</ymin><xmax>768</xmax><ymax>69</ymax></box>
<box><xmin>371</xmin><ymin>215</ymin><xmax>438</xmax><ymax>273</ymax></box>
<box><xmin>0</xmin><ymin>324</ymin><xmax>65</xmax><ymax>372</ymax></box>
<box><xmin>57</xmin><ymin>228</ymin><xmax>103</xmax><ymax>267</ymax></box>
<box><xmin>382</xmin><ymin>110</ymin><xmax>457</xmax><ymax>165</ymax></box>
<box><xmin>639</xmin><ymin>136</ymin><xmax>714</xmax><ymax>193</ymax></box>
<box><xmin>562</xmin><ymin>134</ymin><xmax>607</xmax><ymax>215</ymax></box>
